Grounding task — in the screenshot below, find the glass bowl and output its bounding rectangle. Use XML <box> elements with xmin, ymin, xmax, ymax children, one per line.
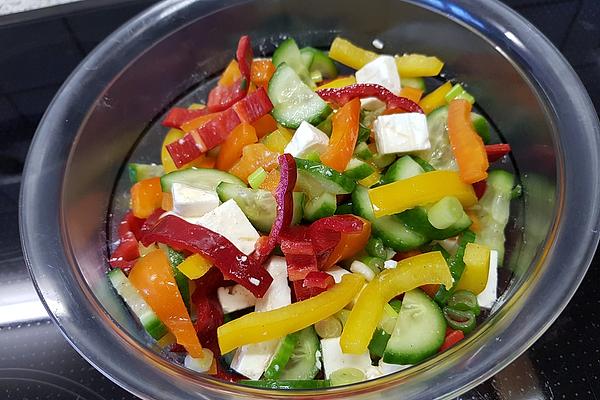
<box><xmin>20</xmin><ymin>0</ymin><xmax>600</xmax><ymax>399</ymax></box>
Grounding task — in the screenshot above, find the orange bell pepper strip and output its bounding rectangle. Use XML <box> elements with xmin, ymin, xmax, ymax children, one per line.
<box><xmin>320</xmin><ymin>98</ymin><xmax>360</xmax><ymax>172</ymax></box>
<box><xmin>128</xmin><ymin>250</ymin><xmax>204</xmax><ymax>358</ymax></box>
<box><xmin>260</xmin><ymin>169</ymin><xmax>280</xmax><ymax>193</ymax></box>
<box><xmin>399</xmin><ymin>86</ymin><xmax>424</xmax><ymax>103</ymax></box>
<box><xmin>324</xmin><ymin>217</ymin><xmax>371</xmax><ymax>268</ymax></box>
<box><xmin>181</xmin><ymin>112</ymin><xmax>218</xmax><ymax>133</ymax></box>
<box><xmin>218</xmin><ymin>59</ymin><xmax>242</xmax><ymax>87</ymax></box>
<box><xmin>447</xmin><ymin>99</ymin><xmax>489</xmax><ymax>183</ymax></box>
<box><xmin>229</xmin><ymin>143</ymin><xmax>279</xmax><ymax>182</ymax></box>
<box><xmin>251</xmin><ymin>114</ymin><xmax>278</xmax><ymax>138</ymax></box>
<box><xmin>250</xmin><ymin>59</ymin><xmax>276</xmax><ymax>88</ymax></box>
<box><xmin>215</xmin><ymin>123</ymin><xmax>258</xmax><ymax>171</ymax></box>
<box><xmin>130</xmin><ymin>177</ymin><xmax>162</xmax><ymax>219</ymax></box>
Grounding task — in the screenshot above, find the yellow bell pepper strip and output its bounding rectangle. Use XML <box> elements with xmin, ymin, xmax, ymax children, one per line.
<box><xmin>368</xmin><ymin>170</ymin><xmax>477</xmax><ymax>218</ymax></box>
<box><xmin>317</xmin><ymin>75</ymin><xmax>357</xmax><ymax>90</ymax></box>
<box><xmin>128</xmin><ymin>250</ymin><xmax>204</xmax><ymax>358</ymax></box>
<box><xmin>218</xmin><ymin>59</ymin><xmax>242</xmax><ymax>87</ymax></box>
<box><xmin>340</xmin><ymin>251</ymin><xmax>452</xmax><ymax>354</ymax></box>
<box><xmin>130</xmin><ymin>177</ymin><xmax>163</xmax><ymax>219</ymax></box>
<box><xmin>419</xmin><ymin>81</ymin><xmax>453</xmax><ymax>114</ymax></box>
<box><xmin>176</xmin><ymin>253</ymin><xmax>213</xmax><ymax>280</ymax></box>
<box><xmin>260</xmin><ymin>126</ymin><xmax>293</xmax><ymax>154</ymax></box>
<box><xmin>454</xmin><ymin>243</ymin><xmax>490</xmax><ymax>295</ymax></box>
<box><xmin>217</xmin><ymin>274</ymin><xmax>365</xmax><ymax>354</ymax></box>
<box><xmin>328</xmin><ymin>37</ymin><xmax>378</xmax><ymax>70</ymax></box>
<box><xmin>320</xmin><ymin>98</ymin><xmax>361</xmax><ymax>172</ymax></box>
<box><xmin>447</xmin><ymin>99</ymin><xmax>489</xmax><ymax>184</ymax></box>
<box><xmin>358</xmin><ymin>170</ymin><xmax>381</xmax><ymax>188</ymax></box>
<box><xmin>394</xmin><ymin>54</ymin><xmax>444</xmax><ymax>77</ymax></box>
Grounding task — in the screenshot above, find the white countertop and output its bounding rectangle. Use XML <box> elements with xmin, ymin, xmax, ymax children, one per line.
<box><xmin>0</xmin><ymin>0</ymin><xmax>82</xmax><ymax>16</ymax></box>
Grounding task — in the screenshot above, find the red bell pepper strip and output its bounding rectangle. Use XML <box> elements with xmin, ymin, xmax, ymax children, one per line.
<box><xmin>192</xmin><ymin>268</ymin><xmax>225</xmax><ymax>358</ymax></box>
<box><xmin>142</xmin><ymin>215</ymin><xmax>273</xmax><ymax>298</ymax></box>
<box><xmin>439</xmin><ymin>328</ymin><xmax>465</xmax><ymax>352</ymax></box>
<box><xmin>472</xmin><ymin>180</ymin><xmax>487</xmax><ymax>199</ymax></box>
<box><xmin>293</xmin><ymin>271</ymin><xmax>335</xmax><ymax>301</ymax></box>
<box><xmin>485</xmin><ymin>143</ymin><xmax>511</xmax><ymax>162</ymax></box>
<box><xmin>309</xmin><ymin>215</ymin><xmax>364</xmax><ymax>265</ymax></box>
<box><xmin>118</xmin><ymin>211</ymin><xmax>145</xmax><ymax>241</ymax></box>
<box><xmin>252</xmin><ymin>154</ymin><xmax>297</xmax><ymax>266</ymax></box>
<box><xmin>195</xmin><ymin>108</ymin><xmax>241</xmax><ymax>150</ymax></box>
<box><xmin>316</xmin><ymin>83</ymin><xmax>423</xmax><ymax>114</ymax></box>
<box><xmin>280</xmin><ymin>226</ymin><xmax>319</xmax><ymax>281</ymax></box>
<box><xmin>207</xmin><ymin>79</ymin><xmax>248</xmax><ymax>113</ymax></box>
<box><xmin>165</xmin><ymin>133</ymin><xmax>205</xmax><ymax>169</ymax></box>
<box><xmin>232</xmin><ymin>86</ymin><xmax>273</xmax><ymax>124</ymax></box>
<box><xmin>109</xmin><ymin>231</ymin><xmax>139</xmax><ymax>269</ymax></box>
<box><xmin>139</xmin><ymin>208</ymin><xmax>165</xmax><ymax>239</ymax></box>
<box><xmin>236</xmin><ymin>35</ymin><xmax>253</xmax><ymax>82</ymax></box>
<box><xmin>162</xmin><ymin>107</ymin><xmax>211</xmax><ymax>129</ymax></box>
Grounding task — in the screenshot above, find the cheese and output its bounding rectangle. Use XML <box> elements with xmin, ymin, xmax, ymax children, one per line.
<box><xmin>383</xmin><ymin>260</ymin><xmax>398</xmax><ymax>269</ymax></box>
<box><xmin>325</xmin><ymin>265</ymin><xmax>350</xmax><ymax>283</ymax></box>
<box><xmin>355</xmin><ymin>55</ymin><xmax>401</xmax><ymax>110</ymax></box>
<box><xmin>217</xmin><ymin>285</ymin><xmax>256</xmax><ymax>314</ymax></box>
<box><xmin>320</xmin><ymin>337</ymin><xmax>373</xmax><ymax>379</ymax></box>
<box><xmin>170</xmin><ymin>182</ymin><xmax>220</xmax><ymax>217</ymax></box>
<box><xmin>283</xmin><ymin>121</ymin><xmax>329</xmax><ymax>158</ymax></box>
<box><xmin>374</xmin><ymin>113</ymin><xmax>431</xmax><ymax>154</ymax></box>
<box><xmin>477</xmin><ymin>250</ymin><xmax>498</xmax><ymax>308</ymax></box>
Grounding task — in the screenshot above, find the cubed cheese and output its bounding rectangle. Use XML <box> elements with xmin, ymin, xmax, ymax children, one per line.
<box><xmin>378</xmin><ymin>360</ymin><xmax>411</xmax><ymax>376</ymax></box>
<box><xmin>355</xmin><ymin>55</ymin><xmax>401</xmax><ymax>110</ymax></box>
<box><xmin>217</xmin><ymin>285</ymin><xmax>256</xmax><ymax>314</ymax></box>
<box><xmin>374</xmin><ymin>113</ymin><xmax>431</xmax><ymax>154</ymax></box>
<box><xmin>477</xmin><ymin>250</ymin><xmax>498</xmax><ymax>308</ymax></box>
<box><xmin>230</xmin><ymin>257</ymin><xmax>290</xmax><ymax>380</ymax></box>
<box><xmin>283</xmin><ymin>121</ymin><xmax>329</xmax><ymax>158</ymax></box>
<box><xmin>196</xmin><ymin>199</ymin><xmax>260</xmax><ymax>255</ymax></box>
<box><xmin>383</xmin><ymin>260</ymin><xmax>398</xmax><ymax>269</ymax></box>
<box><xmin>325</xmin><ymin>265</ymin><xmax>350</xmax><ymax>283</ymax></box>
<box><xmin>321</xmin><ymin>337</ymin><xmax>373</xmax><ymax>379</ymax></box>
<box><xmin>171</xmin><ymin>182</ymin><xmax>220</xmax><ymax>217</ymax></box>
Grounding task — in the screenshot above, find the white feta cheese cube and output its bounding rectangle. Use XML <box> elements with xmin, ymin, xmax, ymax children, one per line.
<box><xmin>477</xmin><ymin>250</ymin><xmax>498</xmax><ymax>308</ymax></box>
<box><xmin>284</xmin><ymin>121</ymin><xmax>329</xmax><ymax>158</ymax></box>
<box><xmin>383</xmin><ymin>260</ymin><xmax>398</xmax><ymax>269</ymax></box>
<box><xmin>170</xmin><ymin>182</ymin><xmax>220</xmax><ymax>217</ymax></box>
<box><xmin>374</xmin><ymin>113</ymin><xmax>431</xmax><ymax>155</ymax></box>
<box><xmin>378</xmin><ymin>360</ymin><xmax>411</xmax><ymax>376</ymax></box>
<box><xmin>355</xmin><ymin>55</ymin><xmax>401</xmax><ymax>110</ymax></box>
<box><xmin>325</xmin><ymin>265</ymin><xmax>350</xmax><ymax>283</ymax></box>
<box><xmin>230</xmin><ymin>257</ymin><xmax>291</xmax><ymax>380</ymax></box>
<box><xmin>196</xmin><ymin>199</ymin><xmax>260</xmax><ymax>255</ymax></box>
<box><xmin>217</xmin><ymin>285</ymin><xmax>256</xmax><ymax>314</ymax></box>
<box><xmin>321</xmin><ymin>337</ymin><xmax>373</xmax><ymax>379</ymax></box>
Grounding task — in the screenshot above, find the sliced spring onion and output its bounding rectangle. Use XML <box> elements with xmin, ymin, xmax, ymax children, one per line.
<box><xmin>330</xmin><ymin>367</ymin><xmax>366</xmax><ymax>386</ymax></box>
<box><xmin>248</xmin><ymin>167</ymin><xmax>267</xmax><ymax>189</ymax></box>
<box><xmin>447</xmin><ymin>290</ymin><xmax>480</xmax><ymax>316</ymax></box>
<box><xmin>314</xmin><ymin>316</ymin><xmax>343</xmax><ymax>339</ymax></box>
<box><xmin>445</xmin><ymin>83</ymin><xmax>475</xmax><ymax>104</ymax></box>
<box><xmin>366</xmin><ymin>237</ymin><xmax>387</xmax><ymax>259</ymax></box>
<box><xmin>443</xmin><ymin>307</ymin><xmax>476</xmax><ymax>333</ymax></box>
<box><xmin>427</xmin><ymin>196</ymin><xmax>466</xmax><ymax>230</ymax></box>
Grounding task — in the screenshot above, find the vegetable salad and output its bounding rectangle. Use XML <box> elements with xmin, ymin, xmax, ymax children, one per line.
<box><xmin>108</xmin><ymin>35</ymin><xmax>517</xmax><ymax>388</ymax></box>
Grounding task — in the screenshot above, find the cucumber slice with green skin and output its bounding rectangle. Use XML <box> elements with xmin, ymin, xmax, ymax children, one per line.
<box><xmin>303</xmin><ymin>192</ymin><xmax>337</xmax><ymax>222</ymax></box>
<box><xmin>412</xmin><ymin>156</ymin><xmax>435</xmax><ymax>172</ymax></box>
<box><xmin>400</xmin><ymin>207</ymin><xmax>472</xmax><ymax>241</ymax></box>
<box><xmin>279</xmin><ymin>326</ymin><xmax>321</xmax><ymax>380</ymax></box>
<box><xmin>240</xmin><ymin>380</ymin><xmax>330</xmax><ymax>389</ymax></box>
<box><xmin>263</xmin><ymin>331</ymin><xmax>301</xmax><ymax>380</ymax></box>
<box><xmin>372</xmin><ymin>153</ymin><xmax>396</xmax><ymax>169</ymax></box>
<box><xmin>368</xmin><ymin>327</ymin><xmax>391</xmax><ymax>359</ymax></box>
<box><xmin>354</xmin><ymin>142</ymin><xmax>374</xmax><ymax>161</ymax></box>
<box><xmin>344</xmin><ymin>158</ymin><xmax>375</xmax><ymax>180</ymax></box>
<box><xmin>160</xmin><ymin>167</ymin><xmax>245</xmax><ymax>192</ymax></box>
<box><xmin>357</xmin><ymin>123</ymin><xmax>371</xmax><ymax>143</ymax></box>
<box><xmin>295</xmin><ymin>158</ymin><xmax>356</xmax><ymax>196</ymax></box>
<box><xmin>401</xmin><ymin>77</ymin><xmax>426</xmax><ymax>91</ymax></box>
<box><xmin>268</xmin><ymin>63</ymin><xmax>332</xmax><ymax>129</ymax></box>
<box><xmin>216</xmin><ymin>182</ymin><xmax>304</xmax><ymax>232</ymax></box>
<box><xmin>316</xmin><ymin>115</ymin><xmax>333</xmax><ymax>136</ymax></box>
<box><xmin>166</xmin><ymin>247</ymin><xmax>191</xmax><ymax>313</ymax></box>
<box><xmin>476</xmin><ymin>170</ymin><xmax>515</xmax><ymax>263</ymax></box>
<box><xmin>272</xmin><ymin>38</ymin><xmax>314</xmax><ymax>88</ymax></box>
<box><xmin>128</xmin><ymin>163</ymin><xmax>164</xmax><ymax>183</ymax></box>
<box><xmin>300</xmin><ymin>51</ymin><xmax>314</xmax><ymax>70</ymax></box>
<box><xmin>383</xmin><ymin>289</ymin><xmax>446</xmax><ymax>365</ymax></box>
<box><xmin>382</xmin><ymin>155</ymin><xmax>425</xmax><ymax>184</ymax></box>
<box><xmin>300</xmin><ymin>47</ymin><xmax>339</xmax><ymax>79</ymax></box>
<box><xmin>108</xmin><ymin>269</ymin><xmax>168</xmax><ymax>340</ymax></box>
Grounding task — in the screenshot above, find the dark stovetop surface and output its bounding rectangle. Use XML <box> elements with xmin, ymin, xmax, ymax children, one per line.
<box><xmin>1</xmin><ymin>0</ymin><xmax>599</xmax><ymax>399</ymax></box>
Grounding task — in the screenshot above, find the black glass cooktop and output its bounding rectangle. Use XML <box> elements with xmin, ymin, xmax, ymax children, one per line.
<box><xmin>1</xmin><ymin>0</ymin><xmax>598</xmax><ymax>399</ymax></box>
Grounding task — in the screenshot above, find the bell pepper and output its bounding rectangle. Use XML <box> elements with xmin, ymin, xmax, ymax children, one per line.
<box><xmin>472</xmin><ymin>180</ymin><xmax>487</xmax><ymax>199</ymax></box>
<box><xmin>161</xmin><ymin>128</ymin><xmax>206</xmax><ymax>173</ymax></box>
<box><xmin>340</xmin><ymin>251</ymin><xmax>453</xmax><ymax>354</ymax></box>
<box><xmin>328</xmin><ymin>37</ymin><xmax>378</xmax><ymax>70</ymax></box>
<box><xmin>260</xmin><ymin>169</ymin><xmax>281</xmax><ymax>192</ymax></box>
<box><xmin>320</xmin><ymin>98</ymin><xmax>361</xmax><ymax>172</ymax></box>
<box><xmin>485</xmin><ymin>143</ymin><xmax>511</xmax><ymax>162</ymax></box>
<box><xmin>398</xmin><ymin>86</ymin><xmax>423</xmax><ymax>103</ymax></box>
<box><xmin>139</xmin><ymin>207</ymin><xmax>165</xmax><ymax>239</ymax></box>
<box><xmin>250</xmin><ymin>59</ymin><xmax>276</xmax><ymax>88</ymax></box>
<box><xmin>207</xmin><ymin>80</ymin><xmax>247</xmax><ymax>113</ymax></box>
<box><xmin>128</xmin><ymin>250</ymin><xmax>203</xmax><ymax>358</ymax></box>
<box><xmin>181</xmin><ymin>112</ymin><xmax>218</xmax><ymax>133</ymax></box>
<box><xmin>176</xmin><ymin>253</ymin><xmax>213</xmax><ymax>280</ymax></box>
<box><xmin>447</xmin><ymin>99</ymin><xmax>489</xmax><ymax>183</ymax></box>
<box><xmin>218</xmin><ymin>59</ymin><xmax>242</xmax><ymax>87</ymax></box>
<box><xmin>130</xmin><ymin>177</ymin><xmax>163</xmax><ymax>219</ymax></box>
<box><xmin>317</xmin><ymin>83</ymin><xmax>423</xmax><ymax>114</ymax></box>
<box><xmin>368</xmin><ymin>170</ymin><xmax>477</xmax><ymax>218</ymax></box>
<box><xmin>294</xmin><ymin>271</ymin><xmax>336</xmax><ymax>301</ymax></box>
<box><xmin>229</xmin><ymin>143</ymin><xmax>279</xmax><ymax>182</ymax></box>
<box><xmin>439</xmin><ymin>328</ymin><xmax>465</xmax><ymax>352</ymax></box>
<box><xmin>232</xmin><ymin>86</ymin><xmax>274</xmax><ymax>124</ymax></box>
<box><xmin>419</xmin><ymin>82</ymin><xmax>453</xmax><ymax>114</ymax></box>
<box><xmin>251</xmin><ymin>114</ymin><xmax>278</xmax><ymax>138</ymax></box>
<box><xmin>162</xmin><ymin>107</ymin><xmax>211</xmax><ymax>129</ymax></box>
<box><xmin>358</xmin><ymin>170</ymin><xmax>381</xmax><ymax>188</ymax></box>
<box><xmin>454</xmin><ymin>243</ymin><xmax>490</xmax><ymax>295</ymax></box>
<box><xmin>394</xmin><ymin>54</ymin><xmax>444</xmax><ymax>78</ymax></box>
<box><xmin>317</xmin><ymin>75</ymin><xmax>356</xmax><ymax>90</ymax></box>
<box><xmin>118</xmin><ymin>211</ymin><xmax>144</xmax><ymax>240</ymax></box>
<box><xmin>217</xmin><ymin>273</ymin><xmax>365</xmax><ymax>354</ymax></box>
<box><xmin>215</xmin><ymin>123</ymin><xmax>258</xmax><ymax>171</ymax></box>
<box><xmin>261</xmin><ymin>126</ymin><xmax>293</xmax><ymax>154</ymax></box>
<box><xmin>109</xmin><ymin>231</ymin><xmax>139</xmax><ymax>269</ymax></box>
<box><xmin>236</xmin><ymin>35</ymin><xmax>253</xmax><ymax>82</ymax></box>
<box><xmin>142</xmin><ymin>215</ymin><xmax>273</xmax><ymax>298</ymax></box>
<box><xmin>324</xmin><ymin>217</ymin><xmax>371</xmax><ymax>268</ymax></box>
<box><xmin>279</xmin><ymin>227</ymin><xmax>318</xmax><ymax>281</ymax></box>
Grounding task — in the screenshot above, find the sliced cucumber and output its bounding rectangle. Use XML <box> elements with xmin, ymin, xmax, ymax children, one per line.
<box><xmin>372</xmin><ymin>153</ymin><xmax>396</xmax><ymax>169</ymax></box>
<box><xmin>357</xmin><ymin>123</ymin><xmax>371</xmax><ymax>143</ymax></box>
<box><xmin>354</xmin><ymin>142</ymin><xmax>374</xmax><ymax>161</ymax></box>
<box><xmin>160</xmin><ymin>167</ymin><xmax>245</xmax><ymax>192</ymax></box>
<box><xmin>383</xmin><ymin>289</ymin><xmax>446</xmax><ymax>365</ymax></box>
<box><xmin>401</xmin><ymin>77</ymin><xmax>426</xmax><ymax>91</ymax></box>
<box><xmin>300</xmin><ymin>47</ymin><xmax>338</xmax><ymax>79</ymax></box>
<box><xmin>272</xmin><ymin>38</ymin><xmax>314</xmax><ymax>87</ymax></box>
<box><xmin>263</xmin><ymin>331</ymin><xmax>301</xmax><ymax>380</ymax></box>
<box><xmin>382</xmin><ymin>155</ymin><xmax>425</xmax><ymax>184</ymax></box>
<box><xmin>344</xmin><ymin>158</ymin><xmax>375</xmax><ymax>180</ymax></box>
<box><xmin>128</xmin><ymin>163</ymin><xmax>164</xmax><ymax>183</ymax></box>
<box><xmin>216</xmin><ymin>182</ymin><xmax>304</xmax><ymax>232</ymax></box>
<box><xmin>268</xmin><ymin>63</ymin><xmax>332</xmax><ymax>129</ymax></box>
<box><xmin>166</xmin><ymin>247</ymin><xmax>191</xmax><ymax>313</ymax></box>
<box><xmin>295</xmin><ymin>158</ymin><xmax>356</xmax><ymax>196</ymax></box>
<box><xmin>240</xmin><ymin>379</ymin><xmax>330</xmax><ymax>389</ymax></box>
<box><xmin>278</xmin><ymin>326</ymin><xmax>321</xmax><ymax>380</ymax></box>
<box><xmin>108</xmin><ymin>269</ymin><xmax>167</xmax><ymax>340</ymax></box>
<box><xmin>316</xmin><ymin>115</ymin><xmax>333</xmax><ymax>136</ymax></box>
<box><xmin>412</xmin><ymin>156</ymin><xmax>435</xmax><ymax>172</ymax></box>
<box><xmin>303</xmin><ymin>192</ymin><xmax>337</xmax><ymax>222</ymax></box>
